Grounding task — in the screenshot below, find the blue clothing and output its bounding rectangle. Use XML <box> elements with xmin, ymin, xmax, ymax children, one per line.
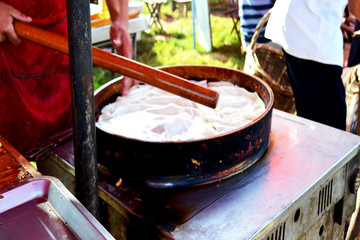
<box><xmin>238</xmin><ymin>0</ymin><xmax>275</xmax><ymax>48</ymax></box>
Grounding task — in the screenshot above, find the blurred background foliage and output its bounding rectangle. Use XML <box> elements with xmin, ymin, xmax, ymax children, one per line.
<box><xmin>93</xmin><ymin>0</ymin><xmax>244</xmax><ymax>90</ymax></box>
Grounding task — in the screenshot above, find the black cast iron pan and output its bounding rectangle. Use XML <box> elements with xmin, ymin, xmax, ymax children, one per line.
<box><xmin>95</xmin><ymin>65</ymin><xmax>274</xmax><ymax>188</ymax></box>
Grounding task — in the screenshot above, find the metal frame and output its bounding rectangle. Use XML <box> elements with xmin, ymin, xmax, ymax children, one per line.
<box><xmin>66</xmin><ymin>0</ymin><xmax>99</xmax><ymax>218</ymax></box>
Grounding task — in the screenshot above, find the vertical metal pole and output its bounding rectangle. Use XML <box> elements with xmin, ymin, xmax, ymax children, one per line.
<box><xmin>192</xmin><ymin>0</ymin><xmax>196</xmax><ymax>49</ymax></box>
<box><xmin>66</xmin><ymin>0</ymin><xmax>100</xmax><ymax>219</ymax></box>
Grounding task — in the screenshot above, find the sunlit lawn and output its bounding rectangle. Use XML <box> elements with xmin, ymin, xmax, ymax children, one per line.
<box><xmin>94</xmin><ymin>0</ymin><xmax>244</xmax><ymax>90</ymax></box>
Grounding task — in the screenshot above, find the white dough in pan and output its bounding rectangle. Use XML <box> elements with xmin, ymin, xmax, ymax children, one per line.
<box><xmin>96</xmin><ymin>81</ymin><xmax>266</xmax><ymax>142</ymax></box>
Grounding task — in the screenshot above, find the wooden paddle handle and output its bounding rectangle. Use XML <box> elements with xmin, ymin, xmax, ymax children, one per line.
<box><xmin>13</xmin><ymin>21</ymin><xmax>219</xmax><ymax>108</ymax></box>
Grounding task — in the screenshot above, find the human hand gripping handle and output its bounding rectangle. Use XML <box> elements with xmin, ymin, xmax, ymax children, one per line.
<box><xmin>0</xmin><ymin>1</ymin><xmax>32</xmax><ymax>45</ymax></box>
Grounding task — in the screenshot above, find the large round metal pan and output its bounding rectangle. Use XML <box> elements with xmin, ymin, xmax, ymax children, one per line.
<box><xmin>94</xmin><ymin>65</ymin><xmax>274</xmax><ymax>188</ymax></box>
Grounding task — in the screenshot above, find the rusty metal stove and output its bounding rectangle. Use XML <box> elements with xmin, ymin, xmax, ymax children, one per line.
<box><xmin>37</xmin><ymin>109</ymin><xmax>360</xmax><ymax>239</ymax></box>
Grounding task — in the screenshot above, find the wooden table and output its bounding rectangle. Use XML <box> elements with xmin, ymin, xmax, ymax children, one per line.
<box><xmin>171</xmin><ymin>0</ymin><xmax>191</xmax><ymax>17</ymax></box>
<box><xmin>142</xmin><ymin>0</ymin><xmax>167</xmax><ymax>31</ymax></box>
<box><xmin>0</xmin><ymin>135</ymin><xmax>41</xmax><ymax>192</ymax></box>
<box><xmin>225</xmin><ymin>7</ymin><xmax>241</xmax><ymax>43</ymax></box>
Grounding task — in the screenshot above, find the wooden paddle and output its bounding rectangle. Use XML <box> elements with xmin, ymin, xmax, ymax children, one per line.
<box><xmin>13</xmin><ymin>21</ymin><xmax>219</xmax><ymax>108</ymax></box>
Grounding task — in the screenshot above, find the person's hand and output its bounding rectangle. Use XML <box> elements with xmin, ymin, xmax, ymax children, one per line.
<box><xmin>110</xmin><ymin>19</ymin><xmax>132</xmax><ymax>57</ymax></box>
<box><xmin>109</xmin><ymin>19</ymin><xmax>138</xmax><ymax>95</ymax></box>
<box><xmin>0</xmin><ymin>1</ymin><xmax>32</xmax><ymax>45</ymax></box>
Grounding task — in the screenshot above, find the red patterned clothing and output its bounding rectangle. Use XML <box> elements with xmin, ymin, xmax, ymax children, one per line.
<box><xmin>0</xmin><ymin>0</ymin><xmax>72</xmax><ymax>154</ymax></box>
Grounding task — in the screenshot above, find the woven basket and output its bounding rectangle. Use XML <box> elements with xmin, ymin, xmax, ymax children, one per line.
<box><xmin>342</xmin><ymin>66</ymin><xmax>360</xmax><ymax>133</ymax></box>
<box><xmin>244</xmin><ymin>9</ymin><xmax>296</xmax><ymax>113</ymax></box>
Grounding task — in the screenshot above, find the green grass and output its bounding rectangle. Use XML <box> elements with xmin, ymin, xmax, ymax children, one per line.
<box><xmin>93</xmin><ymin>0</ymin><xmax>244</xmax><ymax>90</ymax></box>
